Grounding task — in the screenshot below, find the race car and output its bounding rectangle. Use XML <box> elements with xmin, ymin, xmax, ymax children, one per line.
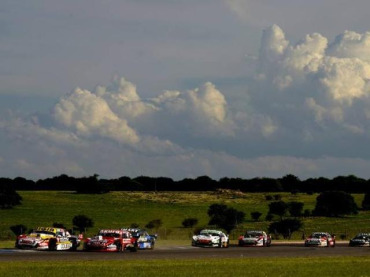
<box><xmin>238</xmin><ymin>230</ymin><xmax>271</xmax><ymax>247</ymax></box>
<box><xmin>16</xmin><ymin>227</ymin><xmax>81</xmax><ymax>251</ymax></box>
<box><xmin>123</xmin><ymin>228</ymin><xmax>156</xmax><ymax>250</ymax></box>
<box><xmin>304</xmin><ymin>232</ymin><xmax>335</xmax><ymax>247</ymax></box>
<box><xmin>192</xmin><ymin>229</ymin><xmax>229</xmax><ymax>248</ymax></box>
<box><xmin>349</xmin><ymin>233</ymin><xmax>370</xmax><ymax>247</ymax></box>
<box><xmin>83</xmin><ymin>229</ymin><xmax>136</xmax><ymax>252</ymax></box>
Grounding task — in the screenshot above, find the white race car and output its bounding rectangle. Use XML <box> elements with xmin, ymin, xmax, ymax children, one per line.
<box><xmin>304</xmin><ymin>232</ymin><xmax>335</xmax><ymax>247</ymax></box>
<box><xmin>192</xmin><ymin>229</ymin><xmax>229</xmax><ymax>248</ymax></box>
<box><xmin>238</xmin><ymin>230</ymin><xmax>271</xmax><ymax>247</ymax></box>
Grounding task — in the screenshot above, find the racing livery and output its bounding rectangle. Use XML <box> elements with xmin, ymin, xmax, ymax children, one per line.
<box><xmin>192</xmin><ymin>229</ymin><xmax>229</xmax><ymax>248</ymax></box>
<box><xmin>16</xmin><ymin>227</ymin><xmax>80</xmax><ymax>251</ymax></box>
<box><xmin>238</xmin><ymin>230</ymin><xmax>271</xmax><ymax>247</ymax></box>
<box><xmin>124</xmin><ymin>228</ymin><xmax>156</xmax><ymax>250</ymax></box>
<box><xmin>304</xmin><ymin>232</ymin><xmax>335</xmax><ymax>247</ymax></box>
<box><xmin>83</xmin><ymin>229</ymin><xmax>136</xmax><ymax>252</ymax></box>
<box><xmin>349</xmin><ymin>233</ymin><xmax>370</xmax><ymax>247</ymax></box>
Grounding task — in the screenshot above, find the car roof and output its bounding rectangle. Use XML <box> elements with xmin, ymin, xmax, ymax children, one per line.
<box><xmin>200</xmin><ymin>229</ymin><xmax>224</xmax><ymax>235</ymax></box>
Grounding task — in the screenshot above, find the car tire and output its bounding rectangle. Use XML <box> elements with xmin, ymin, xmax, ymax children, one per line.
<box><xmin>48</xmin><ymin>239</ymin><xmax>57</xmax><ymax>251</ymax></box>
<box><xmin>69</xmin><ymin>238</ymin><xmax>77</xmax><ymax>251</ymax></box>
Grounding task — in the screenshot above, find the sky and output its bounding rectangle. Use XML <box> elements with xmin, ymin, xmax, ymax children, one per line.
<box><xmin>1</xmin><ymin>0</ymin><xmax>370</xmax><ymax>180</ymax></box>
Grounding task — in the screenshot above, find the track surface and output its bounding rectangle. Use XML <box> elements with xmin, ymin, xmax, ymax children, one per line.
<box><xmin>1</xmin><ymin>244</ymin><xmax>369</xmax><ymax>262</ymax></box>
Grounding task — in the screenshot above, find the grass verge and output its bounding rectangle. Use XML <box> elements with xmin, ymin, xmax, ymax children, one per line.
<box><xmin>0</xmin><ymin>256</ymin><xmax>369</xmax><ymax>277</ymax></box>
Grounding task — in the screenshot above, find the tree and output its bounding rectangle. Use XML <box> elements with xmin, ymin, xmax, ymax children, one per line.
<box><xmin>10</xmin><ymin>224</ymin><xmax>27</xmax><ymax>236</ymax></box>
<box><xmin>313</xmin><ymin>191</ymin><xmax>358</xmax><ymax>217</ymax></box>
<box><xmin>208</xmin><ymin>204</ymin><xmax>245</xmax><ymax>233</ymax></box>
<box><xmin>52</xmin><ymin>222</ymin><xmax>67</xmax><ymax>229</ymax></box>
<box><xmin>268</xmin><ymin>219</ymin><xmax>303</xmax><ymax>239</ymax></box>
<box><xmin>182</xmin><ymin>218</ymin><xmax>198</xmax><ymax>228</ymax></box>
<box><xmin>268</xmin><ymin>201</ymin><xmax>288</xmax><ymax>220</ymax></box>
<box><xmin>288</xmin><ymin>202</ymin><xmax>304</xmax><ymax>217</ymax></box>
<box><xmin>145</xmin><ymin>219</ymin><xmax>162</xmax><ymax>230</ymax></box>
<box><xmin>0</xmin><ymin>181</ymin><xmax>22</xmax><ymax>209</ymax></box>
<box><xmin>362</xmin><ymin>192</ymin><xmax>370</xmax><ymax>210</ymax></box>
<box><xmin>251</xmin><ymin>211</ymin><xmax>262</xmax><ymax>222</ymax></box>
<box><xmin>72</xmin><ymin>215</ymin><xmax>94</xmax><ymax>233</ymax></box>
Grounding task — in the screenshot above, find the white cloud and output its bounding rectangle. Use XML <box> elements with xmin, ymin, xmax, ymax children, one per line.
<box><xmin>3</xmin><ymin>24</ymin><xmax>370</xmax><ymax>180</ymax></box>
<box><xmin>53</xmin><ymin>87</ymin><xmax>140</xmax><ymax>145</ymax></box>
<box><xmin>328</xmin><ymin>31</ymin><xmax>370</xmax><ymax>62</ymax></box>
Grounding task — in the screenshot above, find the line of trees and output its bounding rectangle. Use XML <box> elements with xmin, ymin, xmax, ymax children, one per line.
<box><xmin>1</xmin><ymin>174</ymin><xmax>370</xmax><ymax>193</ymax></box>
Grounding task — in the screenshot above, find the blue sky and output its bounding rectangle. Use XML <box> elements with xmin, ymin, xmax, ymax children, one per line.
<box><xmin>1</xmin><ymin>0</ymin><xmax>370</xmax><ymax>180</ymax></box>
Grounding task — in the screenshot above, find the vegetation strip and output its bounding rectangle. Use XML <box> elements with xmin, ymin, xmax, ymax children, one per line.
<box><xmin>0</xmin><ymin>257</ymin><xmax>369</xmax><ymax>277</ymax></box>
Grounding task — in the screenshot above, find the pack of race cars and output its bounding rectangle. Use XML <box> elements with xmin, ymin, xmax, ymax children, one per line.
<box><xmin>15</xmin><ymin>227</ymin><xmax>370</xmax><ymax>251</ymax></box>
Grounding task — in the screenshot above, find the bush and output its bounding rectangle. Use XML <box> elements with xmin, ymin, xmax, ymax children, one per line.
<box><xmin>268</xmin><ymin>201</ymin><xmax>288</xmax><ymax>220</ymax></box>
<box><xmin>208</xmin><ymin>204</ymin><xmax>245</xmax><ymax>233</ymax></box>
<box><xmin>52</xmin><ymin>222</ymin><xmax>67</xmax><ymax>229</ymax></box>
<box><xmin>303</xmin><ymin>209</ymin><xmax>311</xmax><ymax>217</ymax></box>
<box><xmin>182</xmin><ymin>218</ymin><xmax>198</xmax><ymax>228</ymax></box>
<box><xmin>72</xmin><ymin>215</ymin><xmax>94</xmax><ymax>233</ymax></box>
<box><xmin>265</xmin><ymin>195</ymin><xmax>273</xmax><ymax>201</ymax></box>
<box><xmin>362</xmin><ymin>193</ymin><xmax>370</xmax><ymax>210</ymax></box>
<box><xmin>268</xmin><ymin>219</ymin><xmax>303</xmax><ymax>239</ymax></box>
<box><xmin>288</xmin><ymin>202</ymin><xmax>304</xmax><ymax>217</ymax></box>
<box><xmin>10</xmin><ymin>224</ymin><xmax>27</xmax><ymax>236</ymax></box>
<box><xmin>265</xmin><ymin>213</ymin><xmax>273</xmax><ymax>221</ymax></box>
<box><xmin>145</xmin><ymin>219</ymin><xmax>162</xmax><ymax>230</ymax></box>
<box><xmin>0</xmin><ymin>182</ymin><xmax>22</xmax><ymax>209</ymax></box>
<box><xmin>313</xmin><ymin>191</ymin><xmax>358</xmax><ymax>217</ymax></box>
<box><xmin>251</xmin><ymin>211</ymin><xmax>262</xmax><ymax>222</ymax></box>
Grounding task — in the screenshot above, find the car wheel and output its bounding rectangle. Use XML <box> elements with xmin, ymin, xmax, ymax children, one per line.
<box><xmin>116</xmin><ymin>243</ymin><xmax>123</xmax><ymax>252</ymax></box>
<box><xmin>218</xmin><ymin>240</ymin><xmax>222</xmax><ymax>248</ymax></box>
<box><xmin>48</xmin><ymin>239</ymin><xmax>57</xmax><ymax>251</ymax></box>
<box><xmin>69</xmin><ymin>238</ymin><xmax>77</xmax><ymax>251</ymax></box>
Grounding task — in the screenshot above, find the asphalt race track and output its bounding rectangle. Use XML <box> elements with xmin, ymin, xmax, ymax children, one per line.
<box><xmin>1</xmin><ymin>243</ymin><xmax>369</xmax><ymax>262</ymax></box>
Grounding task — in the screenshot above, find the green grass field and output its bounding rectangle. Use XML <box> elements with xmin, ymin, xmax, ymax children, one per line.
<box><xmin>0</xmin><ymin>257</ymin><xmax>369</xmax><ymax>277</ymax></box>
<box><xmin>0</xmin><ymin>191</ymin><xmax>369</xmax><ymax>241</ymax></box>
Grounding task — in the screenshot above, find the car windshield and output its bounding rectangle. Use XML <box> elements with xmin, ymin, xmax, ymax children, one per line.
<box><xmin>34</xmin><ymin>231</ymin><xmax>55</xmax><ymax>236</ymax></box>
<box><xmin>354</xmin><ymin>235</ymin><xmax>368</xmax><ymax>239</ymax></box>
<box><xmin>245</xmin><ymin>232</ymin><xmax>262</xmax><ymax>237</ymax></box>
<box><xmin>312</xmin><ymin>233</ymin><xmax>326</xmax><ymax>238</ymax></box>
<box><xmin>99</xmin><ymin>232</ymin><xmax>120</xmax><ymax>238</ymax></box>
<box><xmin>200</xmin><ymin>231</ymin><xmax>219</xmax><ymax>236</ymax></box>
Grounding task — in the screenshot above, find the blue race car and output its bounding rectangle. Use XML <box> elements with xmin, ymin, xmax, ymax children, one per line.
<box><xmin>122</xmin><ymin>228</ymin><xmax>157</xmax><ymax>250</ymax></box>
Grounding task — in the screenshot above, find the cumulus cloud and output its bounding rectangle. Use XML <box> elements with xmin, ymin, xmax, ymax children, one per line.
<box><xmin>53</xmin><ymin>87</ymin><xmax>140</xmax><ymax>145</ymax></box>
<box><xmin>252</xmin><ymin>24</ymin><xmax>370</xmax><ymax>136</ymax></box>
<box><xmin>3</xmin><ymin>25</ymin><xmax>370</xmax><ymax>180</ymax></box>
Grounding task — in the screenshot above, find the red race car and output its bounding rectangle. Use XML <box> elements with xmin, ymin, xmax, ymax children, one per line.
<box><xmin>83</xmin><ymin>229</ymin><xmax>136</xmax><ymax>252</ymax></box>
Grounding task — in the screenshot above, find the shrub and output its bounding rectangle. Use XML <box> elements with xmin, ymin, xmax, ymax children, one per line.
<box><xmin>72</xmin><ymin>215</ymin><xmax>94</xmax><ymax>233</ymax></box>
<box><xmin>10</xmin><ymin>224</ymin><xmax>27</xmax><ymax>236</ymax></box>
<box><xmin>208</xmin><ymin>204</ymin><xmax>245</xmax><ymax>233</ymax></box>
<box><xmin>268</xmin><ymin>219</ymin><xmax>303</xmax><ymax>239</ymax></box>
<box><xmin>251</xmin><ymin>211</ymin><xmax>262</xmax><ymax>222</ymax></box>
<box><xmin>182</xmin><ymin>218</ymin><xmax>198</xmax><ymax>228</ymax></box>
<box><xmin>145</xmin><ymin>219</ymin><xmax>162</xmax><ymax>230</ymax></box>
<box><xmin>52</xmin><ymin>222</ymin><xmax>67</xmax><ymax>229</ymax></box>
<box><xmin>0</xmin><ymin>182</ymin><xmax>22</xmax><ymax>209</ymax></box>
<box><xmin>268</xmin><ymin>201</ymin><xmax>288</xmax><ymax>220</ymax></box>
<box><xmin>313</xmin><ymin>191</ymin><xmax>358</xmax><ymax>217</ymax></box>
<box><xmin>288</xmin><ymin>201</ymin><xmax>304</xmax><ymax>217</ymax></box>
